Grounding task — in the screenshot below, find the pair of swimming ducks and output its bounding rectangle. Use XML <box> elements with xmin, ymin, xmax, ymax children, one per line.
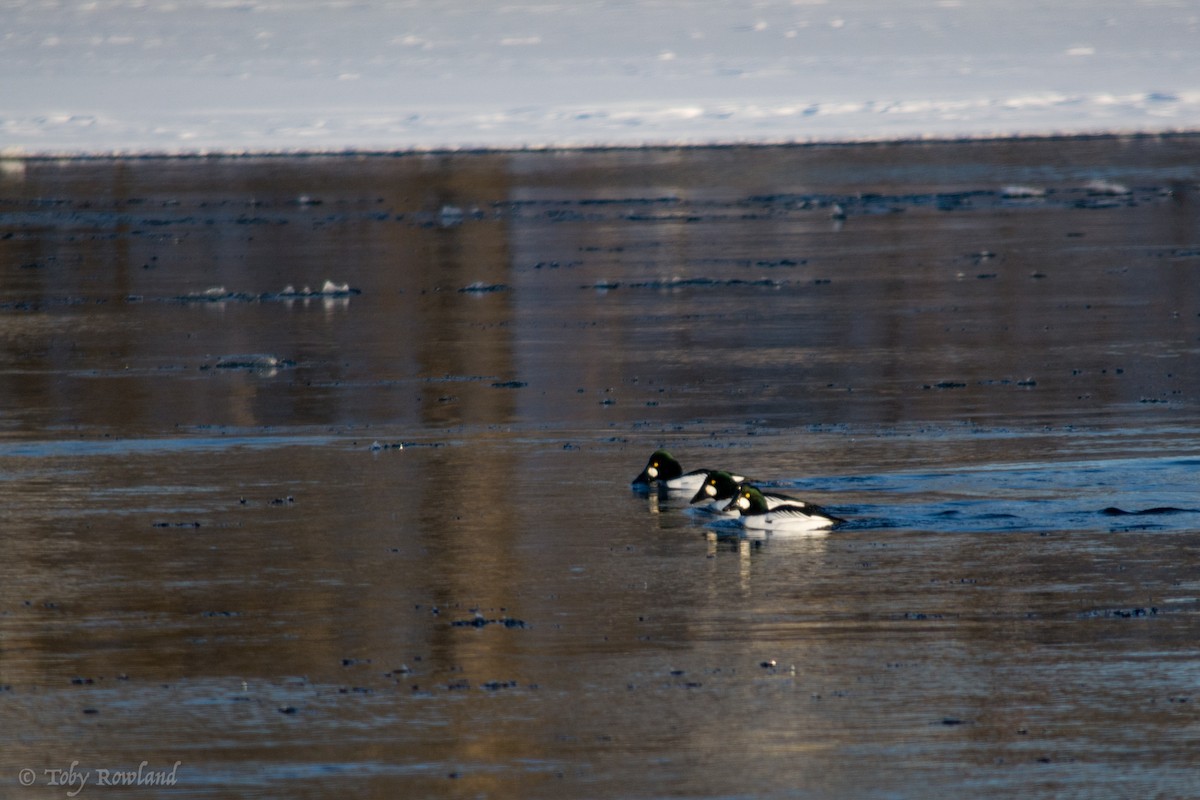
<box><xmin>632</xmin><ymin>449</ymin><xmax>844</xmax><ymax>533</ymax></box>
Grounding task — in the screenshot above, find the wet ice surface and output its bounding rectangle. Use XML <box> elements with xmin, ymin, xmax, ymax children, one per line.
<box><xmin>2</xmin><ymin>138</ymin><xmax>1200</xmax><ymax>797</ymax></box>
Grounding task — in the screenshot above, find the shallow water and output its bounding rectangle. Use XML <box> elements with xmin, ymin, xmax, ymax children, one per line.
<box><xmin>2</xmin><ymin>138</ymin><xmax>1200</xmax><ymax>798</ymax></box>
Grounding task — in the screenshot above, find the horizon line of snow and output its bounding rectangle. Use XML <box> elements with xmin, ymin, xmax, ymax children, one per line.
<box><xmin>3</xmin><ymin>89</ymin><xmax>1199</xmax><ymax>158</ymax></box>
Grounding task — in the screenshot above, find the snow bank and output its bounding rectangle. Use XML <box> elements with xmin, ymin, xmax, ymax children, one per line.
<box><xmin>2</xmin><ymin>0</ymin><xmax>1197</xmax><ymax>156</ymax></box>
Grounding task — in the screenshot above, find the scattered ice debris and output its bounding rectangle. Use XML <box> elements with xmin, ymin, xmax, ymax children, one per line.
<box><xmin>587</xmin><ymin>277</ymin><xmax>786</xmax><ymax>291</ymax></box>
<box><xmin>173</xmin><ymin>288</ymin><xmax>236</xmax><ymax>303</ymax></box>
<box><xmin>279</xmin><ymin>280</ymin><xmax>356</xmax><ymax>296</ymax></box>
<box><xmin>1077</xmin><ymin>606</ymin><xmax>1158</xmax><ymax>619</ymax></box>
<box><xmin>173</xmin><ymin>281</ymin><xmax>360</xmax><ymax>304</ymax></box>
<box><xmin>209</xmin><ymin>354</ymin><xmax>294</xmax><ymax>371</ymax></box>
<box><xmin>439</xmin><ymin>205</ymin><xmax>464</xmax><ymax>227</ymax></box>
<box><xmin>458</xmin><ymin>282</ymin><xmax>509</xmax><ymax>293</ymax></box>
<box><xmin>1084</xmin><ymin>179</ymin><xmax>1131</xmax><ymax>196</ymax></box>
<box><xmin>1001</xmin><ymin>185</ymin><xmax>1046</xmax><ymax>198</ymax></box>
<box><xmin>426</xmin><ymin>373</ymin><xmax>499</xmax><ymax>383</ymax></box>
<box><xmin>369</xmin><ymin>440</ymin><xmax>445</xmax><ymax>450</ymax></box>
<box><xmin>450</xmin><ymin>615</ymin><xmax>528</xmax><ymax>629</ymax></box>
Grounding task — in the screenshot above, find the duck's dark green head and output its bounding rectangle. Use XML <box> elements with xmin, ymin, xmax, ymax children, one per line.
<box><xmin>729</xmin><ymin>484</ymin><xmax>769</xmax><ymax>515</ymax></box>
<box><xmin>690</xmin><ymin>470</ymin><xmax>740</xmax><ymax>504</ymax></box>
<box><xmin>632</xmin><ymin>449</ymin><xmax>682</xmax><ymax>485</ymax></box>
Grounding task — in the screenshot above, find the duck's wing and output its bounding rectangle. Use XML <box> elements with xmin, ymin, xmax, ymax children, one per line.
<box><xmin>666</xmin><ymin>468</ymin><xmax>713</xmax><ymax>493</ymax></box>
<box><xmin>767</xmin><ymin>503</ymin><xmax>844</xmax><ymax>527</ymax></box>
<box><xmin>762</xmin><ymin>490</ymin><xmax>809</xmax><ymax>508</ymax></box>
<box><xmin>761</xmin><ymin>490</ymin><xmax>838</xmax><ymax>515</ymax></box>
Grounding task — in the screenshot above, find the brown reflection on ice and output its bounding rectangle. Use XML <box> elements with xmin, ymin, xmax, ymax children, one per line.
<box><xmin>0</xmin><ymin>155</ymin><xmax>532</xmax><ymax>432</ymax></box>
<box><xmin>2</xmin><ymin>140</ymin><xmax>1199</xmax><ymax>435</ymax></box>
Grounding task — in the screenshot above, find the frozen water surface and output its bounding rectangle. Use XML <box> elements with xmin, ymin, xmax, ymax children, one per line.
<box><xmin>1</xmin><ymin>139</ymin><xmax>1199</xmax><ymax>797</ymax></box>
<box><xmin>1</xmin><ymin>0</ymin><xmax>1198</xmax><ymax>154</ymax></box>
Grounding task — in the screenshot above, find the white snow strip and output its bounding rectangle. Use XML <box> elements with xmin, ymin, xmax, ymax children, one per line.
<box><xmin>1</xmin><ymin>0</ymin><xmax>1197</xmax><ymax>155</ymax></box>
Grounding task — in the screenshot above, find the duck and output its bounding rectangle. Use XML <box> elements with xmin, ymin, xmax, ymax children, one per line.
<box><xmin>631</xmin><ymin>449</ymin><xmax>743</xmax><ymax>494</ymax></box>
<box><xmin>723</xmin><ymin>484</ymin><xmax>844</xmax><ymax>533</ymax></box>
<box><xmin>689</xmin><ymin>470</ymin><xmax>821</xmax><ymax>514</ymax></box>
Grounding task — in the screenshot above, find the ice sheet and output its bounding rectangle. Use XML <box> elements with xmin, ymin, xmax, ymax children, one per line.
<box><xmin>2</xmin><ymin>0</ymin><xmax>1198</xmax><ymax>155</ymax></box>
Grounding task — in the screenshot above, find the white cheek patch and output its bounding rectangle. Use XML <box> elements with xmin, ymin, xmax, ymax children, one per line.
<box><xmin>647</xmin><ymin>466</ymin><xmax>658</xmax><ymax>478</ymax></box>
<box><xmin>737</xmin><ymin>496</ymin><xmax>750</xmax><ymax>510</ymax></box>
<box><xmin>704</xmin><ymin>484</ymin><xmax>716</xmax><ymax>497</ymax></box>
